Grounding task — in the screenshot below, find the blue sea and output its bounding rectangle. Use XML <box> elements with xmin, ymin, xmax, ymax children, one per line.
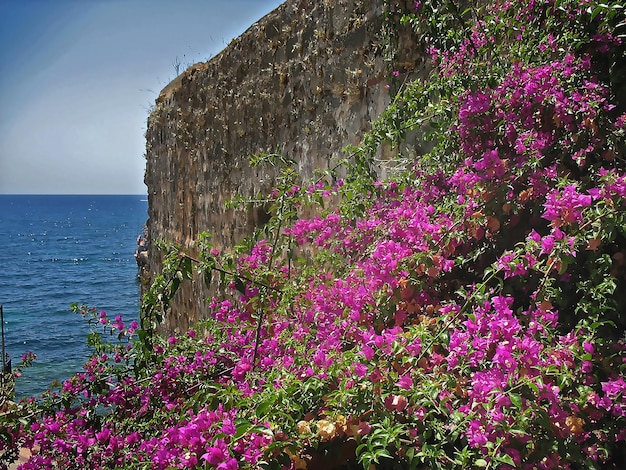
<box><xmin>0</xmin><ymin>195</ymin><xmax>147</xmax><ymax>398</ymax></box>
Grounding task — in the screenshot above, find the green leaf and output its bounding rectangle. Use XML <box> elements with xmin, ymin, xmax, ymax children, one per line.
<box><xmin>137</xmin><ymin>329</ymin><xmax>148</xmax><ymax>342</ymax></box>
<box><xmin>255</xmin><ymin>395</ymin><xmax>277</xmax><ymax>418</ymax></box>
<box><xmin>524</xmin><ymin>381</ymin><xmax>539</xmax><ymax>395</ymax></box>
<box><xmin>535</xmin><ymin>409</ymin><xmax>552</xmax><ymax>430</ymax></box>
<box><xmin>374</xmin><ymin>449</ymin><xmax>393</xmax><ymax>461</ymax></box>
<box><xmin>170</xmin><ymin>277</ymin><xmax>180</xmax><ymax>297</ymax></box>
<box><xmin>235</xmin><ymin>276</ymin><xmax>246</xmax><ymax>294</ymax></box>
<box><xmin>234</xmin><ymin>420</ymin><xmax>255</xmax><ymax>439</ymax></box>
<box><xmin>355</xmin><ymin>443</ymin><xmax>369</xmax><ymax>457</ymax></box>
<box><xmin>591</xmin><ymin>5</ymin><xmax>604</xmax><ymax>21</ymax></box>
<box><xmin>475</xmin><ymin>458</ymin><xmax>488</xmax><ymax>467</ymax></box>
<box><xmin>497</xmin><ymin>453</ymin><xmax>516</xmax><ymax>466</ymax></box>
<box><xmin>509</xmin><ymin>393</ymin><xmax>522</xmax><ymax>409</ymax></box>
<box><xmin>181</xmin><ymin>256</ymin><xmax>193</xmax><ymax>279</ymax></box>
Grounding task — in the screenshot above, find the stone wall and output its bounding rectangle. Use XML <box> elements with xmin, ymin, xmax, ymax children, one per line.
<box><xmin>144</xmin><ymin>0</ymin><xmax>423</xmax><ymax>333</ymax></box>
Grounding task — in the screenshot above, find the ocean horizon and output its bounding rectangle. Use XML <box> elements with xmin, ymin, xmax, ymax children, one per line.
<box><xmin>0</xmin><ymin>194</ymin><xmax>148</xmax><ymax>398</ymax></box>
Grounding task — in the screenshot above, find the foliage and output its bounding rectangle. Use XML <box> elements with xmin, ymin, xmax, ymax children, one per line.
<box><xmin>1</xmin><ymin>352</ymin><xmax>36</xmax><ymax>468</ymax></box>
<box><xmin>2</xmin><ymin>0</ymin><xmax>626</xmax><ymax>469</ymax></box>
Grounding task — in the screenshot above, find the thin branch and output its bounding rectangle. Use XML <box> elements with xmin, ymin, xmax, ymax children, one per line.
<box><xmin>181</xmin><ymin>253</ymin><xmax>282</xmax><ymax>293</ymax></box>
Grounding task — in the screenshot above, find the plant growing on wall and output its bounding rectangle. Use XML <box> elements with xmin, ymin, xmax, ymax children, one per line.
<box><xmin>1</xmin><ymin>0</ymin><xmax>626</xmax><ymax>469</ymax></box>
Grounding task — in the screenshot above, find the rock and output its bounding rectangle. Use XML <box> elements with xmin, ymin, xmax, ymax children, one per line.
<box><xmin>143</xmin><ymin>0</ymin><xmax>424</xmax><ymax>333</ymax></box>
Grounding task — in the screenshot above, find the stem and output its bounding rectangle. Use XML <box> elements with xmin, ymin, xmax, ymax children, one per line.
<box><xmin>252</xmin><ymin>195</ymin><xmax>287</xmax><ymax>369</ymax></box>
<box><xmin>181</xmin><ymin>253</ymin><xmax>282</xmax><ymax>293</ymax></box>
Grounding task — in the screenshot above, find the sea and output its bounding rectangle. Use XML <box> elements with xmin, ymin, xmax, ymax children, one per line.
<box><xmin>0</xmin><ymin>195</ymin><xmax>148</xmax><ymax>398</ymax></box>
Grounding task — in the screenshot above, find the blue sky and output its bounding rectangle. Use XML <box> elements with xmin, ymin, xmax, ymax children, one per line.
<box><xmin>0</xmin><ymin>0</ymin><xmax>284</xmax><ymax>194</ymax></box>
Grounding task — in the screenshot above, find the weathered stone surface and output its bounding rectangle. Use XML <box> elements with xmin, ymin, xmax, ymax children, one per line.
<box><xmin>144</xmin><ymin>0</ymin><xmax>423</xmax><ymax>333</ymax></box>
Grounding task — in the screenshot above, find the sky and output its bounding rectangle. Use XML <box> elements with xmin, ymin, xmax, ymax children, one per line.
<box><xmin>0</xmin><ymin>0</ymin><xmax>284</xmax><ymax>195</ymax></box>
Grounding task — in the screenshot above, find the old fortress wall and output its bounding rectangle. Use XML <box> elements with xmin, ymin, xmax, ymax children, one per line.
<box><xmin>143</xmin><ymin>0</ymin><xmax>422</xmax><ymax>333</ymax></box>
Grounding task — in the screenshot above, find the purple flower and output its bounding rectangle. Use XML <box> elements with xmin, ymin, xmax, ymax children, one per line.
<box><xmin>217</xmin><ymin>458</ymin><xmax>239</xmax><ymax>470</ymax></box>
<box><xmin>397</xmin><ymin>374</ymin><xmax>413</xmax><ymax>390</ymax></box>
<box><xmin>543</xmin><ymin>185</ymin><xmax>592</xmax><ymax>226</ymax></box>
<box><xmin>201</xmin><ymin>447</ymin><xmax>226</xmax><ymax>465</ymax></box>
<box><xmin>361</xmin><ymin>344</ymin><xmax>375</xmax><ymax>361</ymax></box>
<box><xmin>353</xmin><ymin>362</ymin><xmax>368</xmax><ymax>378</ymax></box>
<box><xmin>466</xmin><ymin>419</ymin><xmax>489</xmax><ymax>448</ymax></box>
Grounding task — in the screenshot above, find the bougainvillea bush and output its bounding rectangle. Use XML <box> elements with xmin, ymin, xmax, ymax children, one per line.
<box><xmin>2</xmin><ymin>0</ymin><xmax>626</xmax><ymax>468</ymax></box>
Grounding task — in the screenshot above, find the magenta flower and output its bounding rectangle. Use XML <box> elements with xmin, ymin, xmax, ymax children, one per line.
<box><xmin>217</xmin><ymin>458</ymin><xmax>239</xmax><ymax>469</ymax></box>
<box><xmin>201</xmin><ymin>446</ymin><xmax>226</xmax><ymax>466</ymax></box>
<box><xmin>466</xmin><ymin>419</ymin><xmax>489</xmax><ymax>448</ymax></box>
<box><xmin>542</xmin><ymin>185</ymin><xmax>593</xmax><ymax>226</ymax></box>
<box><xmin>397</xmin><ymin>374</ymin><xmax>413</xmax><ymax>390</ymax></box>
<box><xmin>361</xmin><ymin>344</ymin><xmax>375</xmax><ymax>361</ymax></box>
